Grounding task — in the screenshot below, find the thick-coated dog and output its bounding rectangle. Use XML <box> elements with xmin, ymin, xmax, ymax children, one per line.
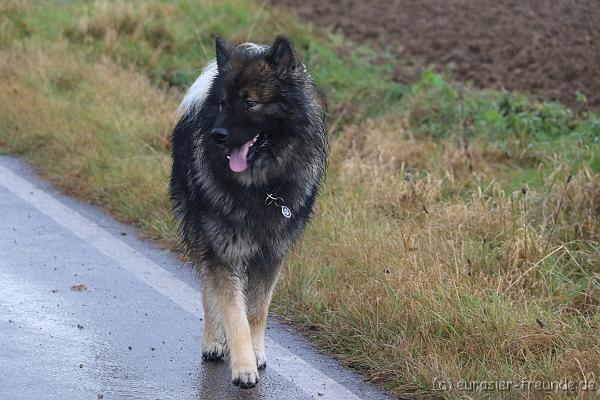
<box><xmin>170</xmin><ymin>35</ymin><xmax>327</xmax><ymax>388</ymax></box>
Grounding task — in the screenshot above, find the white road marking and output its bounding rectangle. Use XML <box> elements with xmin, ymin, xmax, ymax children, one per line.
<box><xmin>0</xmin><ymin>165</ymin><xmax>363</xmax><ymax>400</ymax></box>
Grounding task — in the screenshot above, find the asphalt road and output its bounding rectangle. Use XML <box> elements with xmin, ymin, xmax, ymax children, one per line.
<box><xmin>0</xmin><ymin>156</ymin><xmax>393</xmax><ymax>400</ymax></box>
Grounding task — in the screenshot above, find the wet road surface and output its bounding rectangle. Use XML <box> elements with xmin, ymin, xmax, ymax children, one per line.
<box><xmin>0</xmin><ymin>156</ymin><xmax>394</xmax><ymax>400</ymax></box>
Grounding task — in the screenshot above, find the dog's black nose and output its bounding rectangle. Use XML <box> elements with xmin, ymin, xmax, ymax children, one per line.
<box><xmin>210</xmin><ymin>128</ymin><xmax>228</xmax><ymax>145</ymax></box>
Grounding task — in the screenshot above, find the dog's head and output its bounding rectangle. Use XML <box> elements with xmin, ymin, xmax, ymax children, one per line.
<box><xmin>206</xmin><ymin>35</ymin><xmax>321</xmax><ymax>180</ymax></box>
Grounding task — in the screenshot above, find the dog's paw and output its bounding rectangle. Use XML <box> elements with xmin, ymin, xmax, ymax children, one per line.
<box><xmin>255</xmin><ymin>351</ymin><xmax>267</xmax><ymax>369</ymax></box>
<box><xmin>202</xmin><ymin>341</ymin><xmax>226</xmax><ymax>361</ymax></box>
<box><xmin>231</xmin><ymin>365</ymin><xmax>259</xmax><ymax>389</ymax></box>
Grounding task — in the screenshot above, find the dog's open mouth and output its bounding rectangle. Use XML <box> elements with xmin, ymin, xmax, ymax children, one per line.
<box><xmin>226</xmin><ymin>134</ymin><xmax>264</xmax><ymax>173</ymax></box>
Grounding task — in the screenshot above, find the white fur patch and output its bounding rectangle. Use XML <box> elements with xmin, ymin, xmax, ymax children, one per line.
<box><xmin>237</xmin><ymin>42</ymin><xmax>269</xmax><ymax>54</ymax></box>
<box><xmin>177</xmin><ymin>60</ymin><xmax>218</xmax><ymax>116</ymax></box>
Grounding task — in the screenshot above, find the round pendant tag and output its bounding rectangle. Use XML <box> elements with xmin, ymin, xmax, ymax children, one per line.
<box><xmin>281</xmin><ymin>206</ymin><xmax>292</xmax><ymax>219</ymax></box>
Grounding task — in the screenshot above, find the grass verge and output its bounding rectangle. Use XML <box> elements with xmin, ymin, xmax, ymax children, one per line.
<box><xmin>1</xmin><ymin>1</ymin><xmax>599</xmax><ymax>399</ymax></box>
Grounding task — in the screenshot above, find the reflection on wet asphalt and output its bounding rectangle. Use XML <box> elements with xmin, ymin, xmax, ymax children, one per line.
<box><xmin>0</xmin><ymin>157</ymin><xmax>392</xmax><ymax>400</ymax></box>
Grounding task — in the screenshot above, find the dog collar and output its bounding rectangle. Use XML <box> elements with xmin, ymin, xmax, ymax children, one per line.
<box><xmin>265</xmin><ymin>193</ymin><xmax>292</xmax><ymax>219</ymax></box>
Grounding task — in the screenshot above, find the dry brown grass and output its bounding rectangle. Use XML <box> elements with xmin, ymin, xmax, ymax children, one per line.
<box><xmin>273</xmin><ymin>118</ymin><xmax>600</xmax><ymax>399</ymax></box>
<box><xmin>0</xmin><ymin>43</ymin><xmax>177</xmax><ymax>239</ymax></box>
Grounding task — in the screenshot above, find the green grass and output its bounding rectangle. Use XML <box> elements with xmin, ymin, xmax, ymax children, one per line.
<box><xmin>404</xmin><ymin>68</ymin><xmax>599</xmax><ymax>192</ymax></box>
<box><xmin>2</xmin><ymin>0</ymin><xmax>404</xmax><ymax>122</ymax></box>
<box><xmin>1</xmin><ymin>1</ymin><xmax>599</xmax><ymax>399</ymax></box>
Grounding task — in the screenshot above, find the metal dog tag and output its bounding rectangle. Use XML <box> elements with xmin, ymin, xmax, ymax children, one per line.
<box><xmin>266</xmin><ymin>192</ymin><xmax>292</xmax><ymax>219</ymax></box>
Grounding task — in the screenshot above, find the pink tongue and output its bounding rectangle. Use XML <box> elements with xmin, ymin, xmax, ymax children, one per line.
<box><xmin>228</xmin><ymin>140</ymin><xmax>252</xmax><ymax>173</ymax></box>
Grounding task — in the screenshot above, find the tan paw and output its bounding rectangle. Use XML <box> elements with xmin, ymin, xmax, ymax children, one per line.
<box><xmin>255</xmin><ymin>351</ymin><xmax>267</xmax><ymax>369</ymax></box>
<box><xmin>202</xmin><ymin>340</ymin><xmax>227</xmax><ymax>361</ymax></box>
<box><xmin>231</xmin><ymin>364</ymin><xmax>259</xmax><ymax>389</ymax></box>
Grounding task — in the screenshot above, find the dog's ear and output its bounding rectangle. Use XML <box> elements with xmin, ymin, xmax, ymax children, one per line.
<box><xmin>267</xmin><ymin>35</ymin><xmax>299</xmax><ymax>75</ymax></box>
<box><xmin>215</xmin><ymin>35</ymin><xmax>232</xmax><ymax>69</ymax></box>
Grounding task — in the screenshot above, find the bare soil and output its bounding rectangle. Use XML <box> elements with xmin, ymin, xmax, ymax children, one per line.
<box><xmin>271</xmin><ymin>0</ymin><xmax>600</xmax><ymax>112</ymax></box>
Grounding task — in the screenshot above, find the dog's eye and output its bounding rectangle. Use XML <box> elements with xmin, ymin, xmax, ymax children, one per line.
<box><xmin>245</xmin><ymin>99</ymin><xmax>257</xmax><ymax>108</ymax></box>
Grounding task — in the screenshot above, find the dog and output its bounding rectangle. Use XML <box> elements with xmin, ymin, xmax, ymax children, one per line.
<box><xmin>169</xmin><ymin>35</ymin><xmax>327</xmax><ymax>388</ymax></box>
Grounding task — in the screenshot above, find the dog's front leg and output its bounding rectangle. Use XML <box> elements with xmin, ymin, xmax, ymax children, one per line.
<box><xmin>248</xmin><ymin>288</ymin><xmax>272</xmax><ymax>370</ymax></box>
<box><xmin>206</xmin><ymin>270</ymin><xmax>258</xmax><ymax>388</ymax></box>
<box><xmin>200</xmin><ymin>280</ymin><xmax>227</xmax><ymax>361</ymax></box>
<box><xmin>247</xmin><ymin>265</ymin><xmax>281</xmax><ymax>370</ymax></box>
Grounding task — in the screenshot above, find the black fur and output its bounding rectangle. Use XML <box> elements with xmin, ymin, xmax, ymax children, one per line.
<box><xmin>170</xmin><ymin>36</ymin><xmax>327</xmax><ymax>285</ymax></box>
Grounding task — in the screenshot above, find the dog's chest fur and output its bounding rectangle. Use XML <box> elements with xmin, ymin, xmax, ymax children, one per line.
<box><xmin>191</xmin><ymin>158</ymin><xmax>316</xmax><ymax>268</ymax></box>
